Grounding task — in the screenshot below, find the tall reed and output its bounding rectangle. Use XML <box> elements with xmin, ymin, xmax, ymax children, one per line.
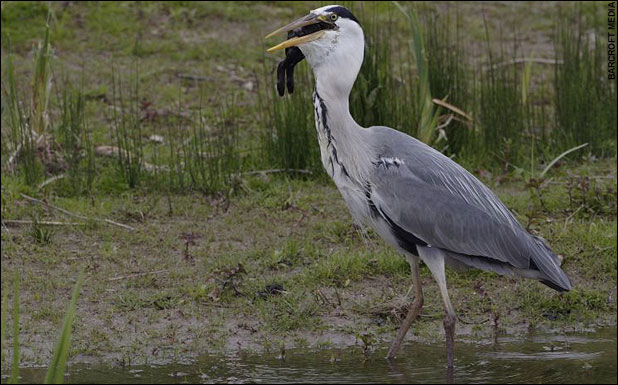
<box><xmin>258</xmin><ymin>61</ymin><xmax>322</xmax><ymax>174</ymax></box>
<box><xmin>2</xmin><ymin>50</ymin><xmax>44</xmax><ymax>186</ymax></box>
<box><xmin>180</xmin><ymin>94</ymin><xmax>242</xmax><ymax>194</ymax></box>
<box><xmin>477</xmin><ymin>23</ymin><xmax>527</xmax><ymax>169</ymax></box>
<box><xmin>110</xmin><ymin>61</ymin><xmax>144</xmax><ymax>188</ymax></box>
<box><xmin>422</xmin><ymin>9</ymin><xmax>473</xmax><ymax>157</ymax></box>
<box><xmin>349</xmin><ymin>4</ymin><xmax>407</xmax><ymax>131</ymax></box>
<box><xmin>554</xmin><ymin>7</ymin><xmax>617</xmax><ymax>156</ymax></box>
<box><xmin>56</xmin><ymin>84</ymin><xmax>95</xmax><ymax>196</ymax></box>
<box><xmin>32</xmin><ymin>13</ymin><xmax>53</xmax><ymax>137</ymax></box>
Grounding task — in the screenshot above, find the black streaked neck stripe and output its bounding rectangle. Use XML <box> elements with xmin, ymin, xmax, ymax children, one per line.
<box><xmin>313</xmin><ymin>90</ymin><xmax>350</xmax><ymax>179</ymax></box>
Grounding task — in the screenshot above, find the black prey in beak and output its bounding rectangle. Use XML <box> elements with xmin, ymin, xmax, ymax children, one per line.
<box><xmin>276</xmin><ymin>31</ymin><xmax>305</xmax><ymax>96</ymax></box>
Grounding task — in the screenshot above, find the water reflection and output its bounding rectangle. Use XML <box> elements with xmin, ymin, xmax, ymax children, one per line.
<box><xmin>13</xmin><ymin>327</ymin><xmax>617</xmax><ymax>384</ymax></box>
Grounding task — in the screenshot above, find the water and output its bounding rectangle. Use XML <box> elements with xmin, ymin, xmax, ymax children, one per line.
<box><xmin>14</xmin><ymin>327</ymin><xmax>617</xmax><ymax>384</ymax></box>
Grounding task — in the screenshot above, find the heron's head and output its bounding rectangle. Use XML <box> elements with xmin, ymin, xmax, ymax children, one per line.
<box><xmin>266</xmin><ymin>5</ymin><xmax>364</xmax><ymax>98</ymax></box>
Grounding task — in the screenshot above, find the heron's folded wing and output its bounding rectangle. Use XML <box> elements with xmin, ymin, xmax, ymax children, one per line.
<box><xmin>367</xmin><ymin>127</ymin><xmax>570</xmax><ymax>290</ymax></box>
<box><xmin>369</xmin><ymin>168</ymin><xmax>531</xmax><ymax>269</ymax></box>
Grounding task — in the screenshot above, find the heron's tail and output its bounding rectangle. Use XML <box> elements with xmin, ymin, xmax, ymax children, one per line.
<box><xmin>530</xmin><ymin>236</ymin><xmax>572</xmax><ymax>292</ymax></box>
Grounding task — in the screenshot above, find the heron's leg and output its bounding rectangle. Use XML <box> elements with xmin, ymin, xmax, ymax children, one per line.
<box><xmin>386</xmin><ymin>254</ymin><xmax>424</xmax><ymax>360</ymax></box>
<box><xmin>418</xmin><ymin>246</ymin><xmax>456</xmax><ymax>368</ymax></box>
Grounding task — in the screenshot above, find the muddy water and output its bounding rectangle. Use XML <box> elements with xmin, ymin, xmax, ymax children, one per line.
<box><xmin>14</xmin><ymin>327</ymin><xmax>617</xmax><ymax>384</ymax></box>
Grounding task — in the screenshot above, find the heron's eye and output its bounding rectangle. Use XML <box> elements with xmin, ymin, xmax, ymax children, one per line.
<box><xmin>329</xmin><ymin>13</ymin><xmax>338</xmax><ymax>22</ymax></box>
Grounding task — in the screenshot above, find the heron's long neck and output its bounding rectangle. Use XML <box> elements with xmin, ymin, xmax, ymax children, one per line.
<box><xmin>313</xmin><ymin>81</ymin><xmax>371</xmax><ymax>185</ymax></box>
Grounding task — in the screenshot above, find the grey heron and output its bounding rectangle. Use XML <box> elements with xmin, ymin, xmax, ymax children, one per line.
<box><xmin>266</xmin><ymin>5</ymin><xmax>572</xmax><ymax>367</ymax></box>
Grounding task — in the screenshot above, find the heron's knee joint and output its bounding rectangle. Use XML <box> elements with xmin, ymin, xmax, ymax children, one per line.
<box><xmin>443</xmin><ymin>314</ymin><xmax>456</xmax><ymax>329</ymax></box>
<box><xmin>415</xmin><ymin>296</ymin><xmax>424</xmax><ymax>308</ymax></box>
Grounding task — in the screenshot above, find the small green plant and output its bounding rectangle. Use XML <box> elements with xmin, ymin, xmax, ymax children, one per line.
<box><xmin>29</xmin><ymin>217</ymin><xmax>54</xmax><ymax>245</ymax></box>
<box><xmin>44</xmin><ymin>270</ymin><xmax>84</xmax><ymax>384</ymax></box>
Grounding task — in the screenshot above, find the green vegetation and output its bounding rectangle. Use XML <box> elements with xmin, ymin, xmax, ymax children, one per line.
<box><xmin>554</xmin><ymin>6</ymin><xmax>616</xmax><ymax>156</ymax></box>
<box><xmin>1</xmin><ymin>272</ymin><xmax>83</xmax><ymax>384</ymax></box>
<box><xmin>9</xmin><ymin>276</ymin><xmax>19</xmax><ymax>384</ymax></box>
<box><xmin>1</xmin><ymin>2</ymin><xmax>615</xmax><ymax>194</ymax></box>
<box><xmin>1</xmin><ymin>0</ymin><xmax>616</xmax><ymax>374</ymax></box>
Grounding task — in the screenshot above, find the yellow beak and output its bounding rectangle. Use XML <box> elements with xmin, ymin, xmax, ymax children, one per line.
<box><xmin>266</xmin><ymin>31</ymin><xmax>326</xmax><ymax>52</ymax></box>
<box><xmin>265</xmin><ymin>13</ymin><xmax>326</xmax><ymax>52</ymax></box>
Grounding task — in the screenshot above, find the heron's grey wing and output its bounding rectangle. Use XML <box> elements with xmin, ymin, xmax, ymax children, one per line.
<box><xmin>367</xmin><ymin>126</ymin><xmax>571</xmax><ymax>291</ymax></box>
<box><xmin>369</xmin><ymin>165</ymin><xmax>531</xmax><ymax>266</ymax></box>
<box><xmin>371</xmin><ymin>127</ymin><xmax>522</xmax><ymax>230</ymax></box>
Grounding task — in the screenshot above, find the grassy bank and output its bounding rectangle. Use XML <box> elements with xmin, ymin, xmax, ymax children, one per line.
<box><xmin>1</xmin><ymin>0</ymin><xmax>616</xmax><ymax>369</ymax></box>
<box><xmin>0</xmin><ymin>156</ymin><xmax>616</xmax><ymax>366</ymax></box>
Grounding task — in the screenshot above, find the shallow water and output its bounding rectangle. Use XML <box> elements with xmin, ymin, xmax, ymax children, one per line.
<box><xmin>14</xmin><ymin>327</ymin><xmax>617</xmax><ymax>384</ymax></box>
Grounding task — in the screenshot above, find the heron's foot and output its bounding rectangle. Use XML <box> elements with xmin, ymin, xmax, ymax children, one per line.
<box><xmin>443</xmin><ymin>314</ymin><xmax>456</xmax><ymax>368</ymax></box>
<box><xmin>385</xmin><ymin>296</ymin><xmax>424</xmax><ymax>360</ymax></box>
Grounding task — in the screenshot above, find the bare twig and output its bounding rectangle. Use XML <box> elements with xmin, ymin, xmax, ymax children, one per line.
<box><xmin>3</xmin><ymin>219</ymin><xmax>83</xmax><ymax>227</ymax></box>
<box><xmin>436</xmin><ymin>114</ymin><xmax>455</xmax><ymax>130</ymax></box>
<box><xmin>2</xmin><ymin>221</ymin><xmax>11</xmax><ymax>233</ymax></box>
<box><xmin>435</xmin><ymin>114</ymin><xmax>454</xmax><ymax>142</ymax></box>
<box><xmin>544</xmin><ymin>175</ymin><xmax>616</xmax><ymax>185</ymax></box>
<box><xmin>432</xmin><ymin>99</ymin><xmax>473</xmax><ymax>122</ymax></box>
<box><xmin>94</xmin><ymin>146</ymin><xmax>312</xmax><ymax>179</ymax></box>
<box><xmin>540</xmin><ymin>143</ymin><xmax>589</xmax><ymax>177</ymax></box>
<box><xmin>95</xmin><ymin>145</ymin><xmax>170</xmax><ymax>173</ymax></box>
<box><xmin>238</xmin><ymin>169</ymin><xmax>313</xmax><ymax>177</ymax></box>
<box><xmin>563</xmin><ymin>205</ymin><xmax>584</xmax><ymax>234</ymax></box>
<box><xmin>6</xmin><ymin>142</ymin><xmax>24</xmax><ymax>171</ymax></box>
<box><xmin>175</xmin><ymin>73</ymin><xmax>212</xmax><ymax>82</ymax></box>
<box><xmin>485</xmin><ymin>57</ymin><xmax>563</xmax><ymax>71</ymax></box>
<box><xmin>38</xmin><ymin>174</ymin><xmax>66</xmax><ymax>189</ymax></box>
<box><xmin>5</xmin><ymin>132</ymin><xmax>46</xmax><ymax>171</ymax></box>
<box><xmin>19</xmin><ymin>193</ymin><xmax>136</xmax><ymax>231</ymax></box>
<box><xmin>108</xmin><ymin>269</ymin><xmax>168</xmax><ymax>282</ymax></box>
